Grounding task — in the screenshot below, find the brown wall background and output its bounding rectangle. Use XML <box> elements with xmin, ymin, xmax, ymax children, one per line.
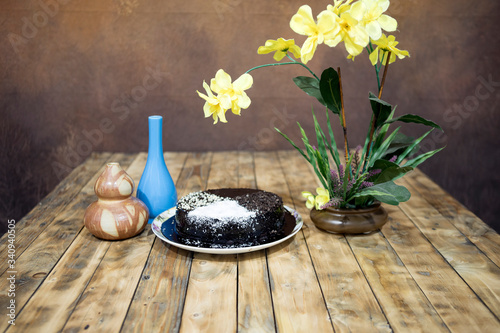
<box><xmin>1</xmin><ymin>0</ymin><xmax>499</xmax><ymax>232</ymax></box>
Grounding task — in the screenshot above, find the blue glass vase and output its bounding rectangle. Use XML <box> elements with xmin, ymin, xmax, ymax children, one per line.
<box><xmin>137</xmin><ymin>115</ymin><xmax>177</xmax><ymax>222</ymax></box>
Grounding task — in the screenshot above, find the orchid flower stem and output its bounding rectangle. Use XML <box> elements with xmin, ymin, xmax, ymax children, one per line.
<box><xmin>378</xmin><ymin>51</ymin><xmax>391</xmax><ymax>99</ymax></box>
<box><xmin>363</xmin><ymin>51</ymin><xmax>392</xmax><ymax>171</ymax></box>
<box><xmin>286</xmin><ymin>54</ymin><xmax>320</xmax><ymax>80</ymax></box>
<box><xmin>245</xmin><ymin>55</ymin><xmax>319</xmax><ymax>81</ymax></box>
<box><xmin>367</xmin><ymin>43</ymin><xmax>381</xmax><ymax>90</ymax></box>
<box><xmin>338</xmin><ymin>67</ymin><xmax>350</xmax><ymax>178</ymax></box>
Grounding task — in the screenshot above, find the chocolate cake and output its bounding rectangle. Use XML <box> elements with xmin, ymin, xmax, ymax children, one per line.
<box><xmin>175</xmin><ymin>188</ymin><xmax>286</xmax><ymax>247</ymax></box>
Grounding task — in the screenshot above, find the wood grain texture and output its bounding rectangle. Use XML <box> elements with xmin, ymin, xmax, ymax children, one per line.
<box><xmin>278</xmin><ymin>150</ymin><xmax>391</xmax><ymax>332</ymax></box>
<box><xmin>0</xmin><ymin>153</ymin><xmax>135</xmax><ymax>333</ymax></box>
<box><xmin>397</xmin><ymin>176</ymin><xmax>500</xmax><ymax>321</ymax></box>
<box><xmin>62</xmin><ymin>234</ymin><xmax>153</xmax><ymax>332</ymax></box>
<box><xmin>6</xmin><ymin>229</ymin><xmax>112</xmax><ymax>332</ymax></box>
<box><xmin>179</xmin><ymin>151</ymin><xmax>239</xmax><ymax>333</ymax></box>
<box><xmin>383</xmin><ymin>205</ymin><xmax>500</xmax><ymax>332</ymax></box>
<box><xmin>347</xmin><ymin>232</ymin><xmax>448</xmax><ymax>332</ymax></box>
<box><xmin>404</xmin><ymin>169</ymin><xmax>500</xmax><ymax>267</ymax></box>
<box><xmin>180</xmin><ymin>254</ymin><xmax>238</xmax><ymax>333</ymax></box>
<box><xmin>236</xmin><ymin>151</ymin><xmax>276</xmax><ymax>333</ymax></box>
<box><xmin>255</xmin><ymin>151</ymin><xmax>334</xmax><ymax>333</ymax></box>
<box><xmin>1</xmin><ymin>151</ymin><xmax>500</xmax><ymax>333</ymax></box>
<box><xmin>121</xmin><ymin>152</ymin><xmax>208</xmax><ymax>332</ymax></box>
<box><xmin>0</xmin><ymin>152</ymin><xmax>117</xmax><ymax>275</ymax></box>
<box><xmin>61</xmin><ymin>154</ymin><xmax>151</xmax><ymax>332</ymax></box>
<box><xmin>237</xmin><ymin>250</ymin><xmax>275</xmax><ymax>333</ymax></box>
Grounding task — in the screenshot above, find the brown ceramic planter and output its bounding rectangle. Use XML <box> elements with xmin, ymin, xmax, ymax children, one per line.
<box><xmin>309</xmin><ymin>202</ymin><xmax>388</xmax><ymax>234</ymax></box>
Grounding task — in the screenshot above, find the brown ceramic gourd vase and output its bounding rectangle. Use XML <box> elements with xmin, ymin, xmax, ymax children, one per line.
<box><xmin>309</xmin><ymin>202</ymin><xmax>388</xmax><ymax>234</ymax></box>
<box><xmin>84</xmin><ymin>163</ymin><xmax>149</xmax><ymax>240</ymax></box>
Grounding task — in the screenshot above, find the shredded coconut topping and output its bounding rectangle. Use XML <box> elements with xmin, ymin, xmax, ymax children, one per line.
<box><xmin>177</xmin><ymin>191</ymin><xmax>224</xmax><ymax>210</ymax></box>
<box><xmin>188</xmin><ymin>200</ymin><xmax>256</xmax><ymax>220</ymax></box>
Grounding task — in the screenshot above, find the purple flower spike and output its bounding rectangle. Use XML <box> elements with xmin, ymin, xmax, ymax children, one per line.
<box><xmin>360</xmin><ymin>181</ymin><xmax>374</xmax><ymax>189</ymax></box>
<box><xmin>367</xmin><ymin>169</ymin><xmax>382</xmax><ymax>178</ymax></box>
<box><xmin>389</xmin><ymin>155</ymin><xmax>398</xmax><ymax>163</ymax></box>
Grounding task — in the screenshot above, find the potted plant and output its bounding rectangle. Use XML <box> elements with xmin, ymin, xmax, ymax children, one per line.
<box><xmin>196</xmin><ymin>0</ymin><xmax>444</xmax><ymax>234</ymax></box>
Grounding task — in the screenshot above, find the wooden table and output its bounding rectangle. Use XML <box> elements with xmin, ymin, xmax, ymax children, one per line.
<box><xmin>1</xmin><ymin>151</ymin><xmax>500</xmax><ymax>332</ymax></box>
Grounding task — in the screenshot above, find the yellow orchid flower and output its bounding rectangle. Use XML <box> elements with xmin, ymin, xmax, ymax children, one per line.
<box><xmin>210</xmin><ymin>69</ymin><xmax>253</xmax><ymax>116</ymax></box>
<box><xmin>369</xmin><ymin>34</ymin><xmax>410</xmax><ymax>66</ymax></box>
<box><xmin>301</xmin><ymin>191</ymin><xmax>316</xmax><ymax>210</ymax></box>
<box><xmin>325</xmin><ymin>11</ymin><xmax>369</xmax><ymax>57</ymax></box>
<box><xmin>302</xmin><ymin>188</ymin><xmax>330</xmax><ymax>210</ymax></box>
<box><xmin>327</xmin><ymin>0</ymin><xmax>354</xmax><ymax>16</ymax></box>
<box><xmin>350</xmin><ymin>0</ymin><xmax>397</xmax><ymax>41</ymax></box>
<box><xmin>258</xmin><ymin>38</ymin><xmax>301</xmax><ymax>61</ymax></box>
<box><xmin>196</xmin><ymin>81</ymin><xmax>232</xmax><ymax>124</ymax></box>
<box><xmin>290</xmin><ymin>5</ymin><xmax>339</xmax><ymax>64</ymax></box>
<box><xmin>314</xmin><ymin>187</ymin><xmax>330</xmax><ymax>210</ymax></box>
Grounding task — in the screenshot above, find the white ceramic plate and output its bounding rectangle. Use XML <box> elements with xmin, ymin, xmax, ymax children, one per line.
<box><xmin>152</xmin><ymin>206</ymin><xmax>303</xmax><ymax>254</ymax></box>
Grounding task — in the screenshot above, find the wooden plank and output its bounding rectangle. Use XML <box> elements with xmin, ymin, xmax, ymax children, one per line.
<box><xmin>6</xmin><ymin>228</ymin><xmax>112</xmax><ymax>332</ymax></box>
<box><xmin>237</xmin><ymin>151</ymin><xmax>275</xmax><ymax>333</ymax></box>
<box><xmin>163</xmin><ymin>152</ymin><xmax>189</xmax><ymax>192</ymax></box>
<box><xmin>179</xmin><ymin>151</ymin><xmax>239</xmax><ymax>333</ymax></box>
<box><xmin>0</xmin><ymin>152</ymin><xmax>116</xmax><ymax>275</ymax></box>
<box><xmin>60</xmin><ymin>153</ymin><xmax>152</xmax><ymax>332</ymax></box>
<box><xmin>61</xmin><ymin>235</ymin><xmax>153</xmax><ymax>332</ymax></box>
<box><xmin>237</xmin><ymin>150</ymin><xmax>256</xmax><ymax>190</ymax></box>
<box><xmin>277</xmin><ymin>150</ymin><xmax>391</xmax><ymax>332</ymax></box>
<box><xmin>254</xmin><ymin>151</ymin><xmax>334</xmax><ymax>333</ymax></box>
<box><xmin>347</xmin><ymin>232</ymin><xmax>448</xmax><ymax>332</ymax></box>
<box><xmin>6</xmin><ymin>153</ymin><xmax>156</xmax><ymax>332</ymax></box>
<box><xmin>0</xmin><ymin>153</ymin><xmax>135</xmax><ymax>333</ymax></box>
<box><xmin>383</xmin><ymin>204</ymin><xmax>500</xmax><ymax>332</ymax></box>
<box><xmin>396</xmin><ymin>176</ymin><xmax>500</xmax><ymax>320</ymax></box>
<box><xmin>404</xmin><ymin>169</ymin><xmax>500</xmax><ymax>267</ymax></box>
<box><xmin>121</xmin><ymin>152</ymin><xmax>210</xmax><ymax>332</ymax></box>
<box><xmin>180</xmin><ymin>254</ymin><xmax>238</xmax><ymax>333</ymax></box>
<box><xmin>237</xmin><ymin>250</ymin><xmax>275</xmax><ymax>333</ymax></box>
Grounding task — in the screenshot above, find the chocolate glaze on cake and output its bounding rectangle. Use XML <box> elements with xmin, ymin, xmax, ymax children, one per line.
<box><xmin>175</xmin><ymin>188</ymin><xmax>285</xmax><ymax>247</ymax></box>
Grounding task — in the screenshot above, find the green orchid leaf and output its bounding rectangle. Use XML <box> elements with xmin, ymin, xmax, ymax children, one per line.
<box><xmin>370</xmin><ymin>159</ymin><xmax>413</xmax><ymax>184</ymax></box>
<box><xmin>372</xmin><ymin>106</ymin><xmax>397</xmax><ymax>153</ymax></box>
<box><xmin>369</xmin><ymin>92</ymin><xmax>393</xmax><ymax>130</ymax></box>
<box><xmin>378</xmin><ymin>131</ymin><xmax>415</xmax><ymax>160</ymax></box>
<box><xmin>351</xmin><ymin>181</ymin><xmax>411</xmax><ymax>205</ymax></box>
<box><xmin>368</xmin><ymin>127</ymin><xmax>400</xmax><ymax>167</ymax></box>
<box><xmin>373</xmin><ymin>181</ymin><xmax>411</xmax><ymax>204</ymax></box>
<box><xmin>325</xmin><ymin>108</ymin><xmax>341</xmax><ymax>170</ymax></box>
<box><xmin>304</xmin><ymin>141</ymin><xmax>328</xmax><ymax>189</ymax></box>
<box><xmin>312</xmin><ymin>110</ymin><xmax>330</xmax><ymax>169</ymax></box>
<box><xmin>293</xmin><ymin>76</ymin><xmax>326</xmax><ymax>107</ymax></box>
<box><xmin>343</xmin><ymin>152</ymin><xmax>353</xmax><ymax>197</ymax></box>
<box><xmin>314</xmin><ymin>148</ymin><xmax>330</xmax><ymax>183</ymax></box>
<box><xmin>275</xmin><ymin>127</ymin><xmax>310</xmax><ymax>163</ymax></box>
<box><xmin>384</xmin><ymin>114</ymin><xmax>443</xmax><ymax>131</ymax></box>
<box><xmin>319</xmin><ymin>68</ymin><xmax>341</xmax><ymax>114</ymax></box>
<box><xmin>350</xmin><ymin>189</ymin><xmax>399</xmax><ymax>205</ymax></box>
<box><xmin>298</xmin><ymin>122</ymin><xmax>329</xmax><ymax>188</ymax></box>
<box><xmin>396</xmin><ymin>129</ymin><xmax>433</xmax><ymax>164</ymax></box>
<box><xmin>403</xmin><ymin>146</ymin><xmax>446</xmax><ymax>169</ymax></box>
